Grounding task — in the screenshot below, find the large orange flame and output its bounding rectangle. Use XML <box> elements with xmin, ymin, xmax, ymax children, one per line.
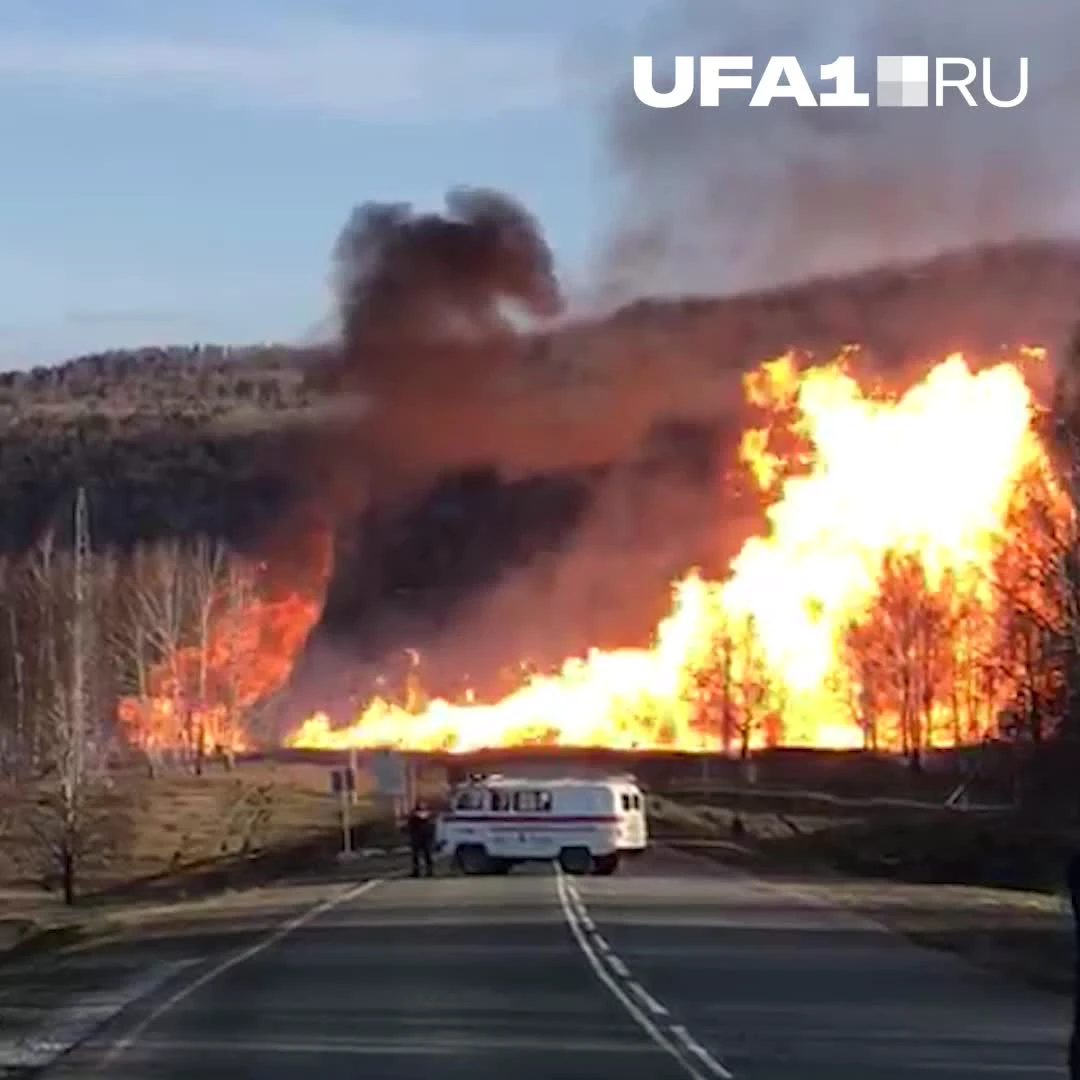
<box><xmin>118</xmin><ymin>542</ymin><xmax>330</xmax><ymax>757</ymax></box>
<box><xmin>287</xmin><ymin>348</ymin><xmax>1056</xmax><ymax>754</ymax></box>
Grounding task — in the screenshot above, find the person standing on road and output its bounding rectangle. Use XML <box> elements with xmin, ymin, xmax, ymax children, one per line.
<box><xmin>406</xmin><ymin>799</ymin><xmax>436</xmax><ymax>878</ymax></box>
<box><xmin>1069</xmin><ymin>848</ymin><xmax>1080</xmax><ymax>1079</ymax></box>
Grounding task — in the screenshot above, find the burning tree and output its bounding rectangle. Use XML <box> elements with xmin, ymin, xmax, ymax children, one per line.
<box><xmin>113</xmin><ymin>536</ymin><xmax>323</xmax><ymax>768</ymax></box>
<box><xmin>838</xmin><ymin>553</ymin><xmax>938</xmax><ymax>766</ymax></box>
<box><xmin>690</xmin><ymin>612</ymin><xmax>777</xmax><ymax>758</ymax></box>
<box><xmin>114</xmin><ymin>539</ymin><xmax>261</xmax><ymax>771</ymax></box>
<box><xmin>974</xmin><ymin>369</ymin><xmax>1080</xmax><ymax>806</ymax></box>
<box><xmin>113</xmin><ymin>539</ymin><xmax>190</xmax><ymax>771</ymax></box>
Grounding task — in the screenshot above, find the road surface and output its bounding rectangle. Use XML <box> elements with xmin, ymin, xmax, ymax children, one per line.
<box><xmin>41</xmin><ymin>849</ymin><xmax>1071</xmax><ymax>1079</ymax></box>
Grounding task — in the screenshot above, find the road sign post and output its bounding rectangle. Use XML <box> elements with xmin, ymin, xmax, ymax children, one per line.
<box><xmin>371</xmin><ymin>749</ymin><xmax>407</xmax><ymax>819</ymax></box>
<box><xmin>331</xmin><ymin>767</ymin><xmax>356</xmax><ymax>857</ymax></box>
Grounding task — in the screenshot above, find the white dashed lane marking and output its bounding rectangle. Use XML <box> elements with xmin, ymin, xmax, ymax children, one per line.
<box><xmin>556</xmin><ymin>868</ymin><xmax>734</xmax><ymax>1080</ymax></box>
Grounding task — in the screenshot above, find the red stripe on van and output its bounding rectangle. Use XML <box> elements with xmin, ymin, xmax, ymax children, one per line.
<box><xmin>441</xmin><ymin>814</ymin><xmax>618</xmax><ymax>824</ymax></box>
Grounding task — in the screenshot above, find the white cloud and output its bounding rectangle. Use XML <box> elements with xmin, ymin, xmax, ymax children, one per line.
<box><xmin>0</xmin><ymin>19</ymin><xmax>568</xmax><ymax>120</ymax></box>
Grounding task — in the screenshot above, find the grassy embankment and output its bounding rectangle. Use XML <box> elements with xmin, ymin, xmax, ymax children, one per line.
<box><xmin>0</xmin><ymin>756</ymin><xmax>436</xmax><ymax>960</ymax></box>
<box><xmin>649</xmin><ymin>784</ymin><xmax>1077</xmax><ymax>994</ymax></box>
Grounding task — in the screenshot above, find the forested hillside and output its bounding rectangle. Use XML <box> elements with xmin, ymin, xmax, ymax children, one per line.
<box><xmin>5</xmin><ymin>240</ymin><xmax>1080</xmax><ymax>563</ymax></box>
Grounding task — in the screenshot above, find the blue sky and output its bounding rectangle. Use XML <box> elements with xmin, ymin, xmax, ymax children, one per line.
<box><xmin>0</xmin><ymin>0</ymin><xmax>651</xmax><ymax>367</ymax></box>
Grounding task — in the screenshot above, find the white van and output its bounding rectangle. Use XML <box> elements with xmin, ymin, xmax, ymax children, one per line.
<box><xmin>436</xmin><ymin>773</ymin><xmax>648</xmax><ymax>876</ymax></box>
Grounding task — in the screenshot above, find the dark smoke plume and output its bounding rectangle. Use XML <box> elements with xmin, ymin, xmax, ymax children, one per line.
<box><xmin>317</xmin><ymin>188</ymin><xmax>576</xmax><ymax>494</ymax></box>
<box><xmin>603</xmin><ymin>0</ymin><xmax>1080</xmax><ymax>303</ymax></box>
<box><xmin>333</xmin><ymin>188</ymin><xmax>560</xmax><ymax>389</ymax></box>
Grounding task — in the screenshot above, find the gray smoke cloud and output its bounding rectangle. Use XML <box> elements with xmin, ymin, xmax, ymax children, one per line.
<box><xmin>603</xmin><ymin>0</ymin><xmax>1080</xmax><ymax>302</ymax></box>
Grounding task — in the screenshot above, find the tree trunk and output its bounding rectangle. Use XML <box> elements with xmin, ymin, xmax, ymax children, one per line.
<box><xmin>61</xmin><ymin>847</ymin><xmax>75</xmax><ymax>906</ymax></box>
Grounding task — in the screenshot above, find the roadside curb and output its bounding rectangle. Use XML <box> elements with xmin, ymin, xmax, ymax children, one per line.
<box><xmin>0</xmin><ymin>922</ymin><xmax>99</xmax><ymax>972</ymax></box>
<box><xmin>0</xmin><ymin>852</ymin><xmax>412</xmax><ymax>969</ymax></box>
<box><xmin>0</xmin><ymin>873</ymin><xmax>398</xmax><ymax>1075</ymax></box>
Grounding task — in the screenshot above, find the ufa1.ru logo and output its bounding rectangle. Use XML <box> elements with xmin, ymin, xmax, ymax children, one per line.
<box><xmin>633</xmin><ymin>56</ymin><xmax>1029</xmax><ymax>109</ymax></box>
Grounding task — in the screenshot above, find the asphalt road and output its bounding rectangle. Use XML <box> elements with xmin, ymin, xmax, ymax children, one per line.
<box><xmin>42</xmin><ymin>849</ymin><xmax>1072</xmax><ymax>1080</ymax></box>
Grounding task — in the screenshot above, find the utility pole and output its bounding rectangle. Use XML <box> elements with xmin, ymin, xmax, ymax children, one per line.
<box><xmin>71</xmin><ymin>487</ymin><xmax>91</xmax><ymax>785</ymax></box>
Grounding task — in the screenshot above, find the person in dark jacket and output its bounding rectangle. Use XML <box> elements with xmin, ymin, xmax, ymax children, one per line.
<box><xmin>1069</xmin><ymin>849</ymin><xmax>1080</xmax><ymax>1079</ymax></box>
<box><xmin>406</xmin><ymin>799</ymin><xmax>436</xmax><ymax>877</ymax></box>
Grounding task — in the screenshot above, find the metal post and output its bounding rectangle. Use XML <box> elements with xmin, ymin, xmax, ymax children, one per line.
<box><xmin>341</xmin><ymin>780</ymin><xmax>352</xmax><ymax>856</ymax></box>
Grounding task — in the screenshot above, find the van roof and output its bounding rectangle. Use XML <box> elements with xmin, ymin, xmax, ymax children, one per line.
<box><xmin>459</xmin><ymin>773</ymin><xmax>639</xmax><ymax>789</ymax></box>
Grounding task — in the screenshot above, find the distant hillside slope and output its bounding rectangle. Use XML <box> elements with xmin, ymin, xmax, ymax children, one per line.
<box><xmin>1</xmin><ymin>240</ymin><xmax>1078</xmax><ymax>563</ymax></box>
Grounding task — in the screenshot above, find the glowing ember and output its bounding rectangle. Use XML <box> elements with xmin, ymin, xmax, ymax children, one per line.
<box><xmin>288</xmin><ymin>349</ymin><xmax>1054</xmax><ymax>754</ymax></box>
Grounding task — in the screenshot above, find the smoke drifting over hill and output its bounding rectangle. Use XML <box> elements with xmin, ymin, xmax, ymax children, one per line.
<box><xmin>280</xmin><ymin>2</ymin><xmax>1080</xmax><ymax>724</ymax></box>
<box><xmin>603</xmin><ymin>0</ymin><xmax>1080</xmax><ymax>302</ymax></box>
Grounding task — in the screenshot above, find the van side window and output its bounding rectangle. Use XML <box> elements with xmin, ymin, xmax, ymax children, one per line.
<box><xmin>490</xmin><ymin>789</ymin><xmax>512</xmax><ymax>812</ymax></box>
<box><xmin>633</xmin><ymin>794</ymin><xmax>642</xmax><ymax>810</ymax></box>
<box><xmin>621</xmin><ymin>793</ymin><xmax>631</xmax><ymax>811</ymax></box>
<box><xmin>454</xmin><ymin>789</ymin><xmax>483</xmax><ymax>811</ymax></box>
<box><xmin>513</xmin><ymin>790</ymin><xmax>552</xmax><ymax>812</ymax></box>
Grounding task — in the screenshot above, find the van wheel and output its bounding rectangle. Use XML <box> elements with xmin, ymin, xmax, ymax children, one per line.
<box><xmin>593</xmin><ymin>853</ymin><xmax>619</xmax><ymax>876</ymax></box>
<box><xmin>558</xmin><ymin>846</ymin><xmax>593</xmax><ymax>875</ymax></box>
<box><xmin>456</xmin><ymin>845</ymin><xmax>491</xmax><ymax>876</ymax></box>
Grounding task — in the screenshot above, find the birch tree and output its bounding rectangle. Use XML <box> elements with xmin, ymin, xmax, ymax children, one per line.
<box><xmin>123</xmin><ymin>540</ymin><xmax>192</xmax><ymax>768</ymax></box>
<box><xmin>18</xmin><ymin>491</ymin><xmax>125</xmax><ymax>904</ymax></box>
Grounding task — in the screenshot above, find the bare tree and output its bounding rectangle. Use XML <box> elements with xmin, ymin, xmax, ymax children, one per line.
<box><xmin>217</xmin><ymin>557</ymin><xmax>258</xmax><ymax>763</ymax></box>
<box><xmin>114</xmin><ymin>538</ymin><xmax>263</xmax><ymax>771</ymax></box>
<box><xmin>121</xmin><ymin>540</ymin><xmax>192</xmax><ymax>769</ymax></box>
<box><xmin>837</xmin><ymin>617</ymin><xmax>888</xmax><ymax>751</ymax></box>
<box><xmin>730</xmin><ymin>614</ymin><xmax>772</xmax><ymax>759</ymax></box>
<box><xmin>990</xmin><ymin>457</ymin><xmax>1074</xmax><ymax>741</ymax></box>
<box><xmin>17</xmin><ymin>491</ymin><xmax>126</xmax><ymax>904</ymax></box>
<box><xmin>0</xmin><ymin>554</ymin><xmax>29</xmax><ymax>777</ymax></box>
<box><xmin>839</xmin><ymin>551</ymin><xmax>955</xmax><ymax>766</ymax></box>
<box><xmin>187</xmin><ymin>537</ymin><xmax>229</xmax><ymax>775</ymax></box>
<box><xmin>691</xmin><ymin>612</ymin><xmax>736</xmax><ymax>753</ymax></box>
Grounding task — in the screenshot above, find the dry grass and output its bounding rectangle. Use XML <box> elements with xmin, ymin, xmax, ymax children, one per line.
<box><xmin>652</xmin><ymin>793</ymin><xmax>1077</xmax><ymax>993</ymax></box>
<box><xmin>124</xmin><ymin>760</ymin><xmax>357</xmax><ymax>874</ymax></box>
<box><xmin>801</xmin><ymin>879</ymin><xmax>1074</xmax><ymax>993</ymax></box>
<box><xmin>0</xmin><ymin>756</ymin><xmax>449</xmax><ymax>961</ymax></box>
<box><xmin>0</xmin><ymin>758</ymin><xmax>398</xmax><ymax>923</ymax></box>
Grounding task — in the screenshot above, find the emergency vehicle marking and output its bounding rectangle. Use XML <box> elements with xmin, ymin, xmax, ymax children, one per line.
<box><xmin>440</xmin><ymin>815</ymin><xmax>618</xmax><ymax>824</ymax></box>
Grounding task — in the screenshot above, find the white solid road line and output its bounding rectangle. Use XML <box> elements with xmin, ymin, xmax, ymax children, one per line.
<box><xmin>556</xmin><ymin>868</ymin><xmax>734</xmax><ymax>1080</ymax></box>
<box><xmin>101</xmin><ymin>877</ymin><xmax>387</xmax><ymax>1068</ymax></box>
